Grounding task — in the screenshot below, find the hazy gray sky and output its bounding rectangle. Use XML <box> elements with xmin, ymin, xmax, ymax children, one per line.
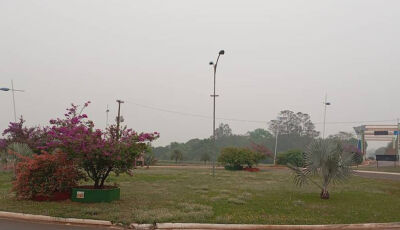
<box><xmin>1</xmin><ymin>0</ymin><xmax>399</xmax><ymax>148</ymax></box>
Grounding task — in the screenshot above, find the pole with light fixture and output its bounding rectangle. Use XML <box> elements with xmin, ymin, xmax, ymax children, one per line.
<box><xmin>0</xmin><ymin>80</ymin><xmax>24</xmax><ymax>122</ymax></box>
<box><xmin>322</xmin><ymin>94</ymin><xmax>331</xmax><ymax>139</ymax></box>
<box><xmin>209</xmin><ymin>50</ymin><xmax>225</xmax><ymax>177</ymax></box>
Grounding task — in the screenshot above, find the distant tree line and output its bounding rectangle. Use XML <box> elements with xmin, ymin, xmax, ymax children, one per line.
<box><xmin>152</xmin><ymin>110</ymin><xmax>342</xmax><ymax>163</ymax></box>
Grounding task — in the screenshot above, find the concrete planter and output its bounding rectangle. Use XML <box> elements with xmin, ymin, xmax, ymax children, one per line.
<box><xmin>71</xmin><ymin>186</ymin><xmax>120</xmax><ymax>203</ymax></box>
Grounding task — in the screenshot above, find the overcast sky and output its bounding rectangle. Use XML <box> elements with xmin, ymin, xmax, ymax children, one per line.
<box><xmin>1</xmin><ymin>0</ymin><xmax>399</xmax><ymax>148</ymax></box>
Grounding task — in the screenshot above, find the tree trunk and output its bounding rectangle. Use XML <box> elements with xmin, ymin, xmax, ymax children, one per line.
<box><xmin>99</xmin><ymin>167</ymin><xmax>113</xmax><ymax>188</ymax></box>
<box><xmin>94</xmin><ymin>178</ymin><xmax>100</xmax><ymax>189</ymax></box>
<box><xmin>320</xmin><ymin>188</ymin><xmax>329</xmax><ymax>199</ymax></box>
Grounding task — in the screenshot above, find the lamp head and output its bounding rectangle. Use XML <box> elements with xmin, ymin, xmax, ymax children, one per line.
<box><xmin>219</xmin><ymin>50</ymin><xmax>225</xmax><ymax>55</ymax></box>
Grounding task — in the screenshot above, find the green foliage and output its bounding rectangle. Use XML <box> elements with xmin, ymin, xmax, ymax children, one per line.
<box><xmin>153</xmin><ymin>114</ymin><xmax>320</xmax><ymax>163</ymax></box>
<box><xmin>200</xmin><ymin>152</ymin><xmax>211</xmax><ymax>164</ymax></box>
<box><xmin>144</xmin><ymin>150</ymin><xmax>157</xmax><ymax>167</ymax></box>
<box><xmin>12</xmin><ymin>150</ymin><xmax>84</xmax><ymax>200</ymax></box>
<box><xmin>218</xmin><ymin>147</ymin><xmax>261</xmax><ymax>169</ymax></box>
<box><xmin>288</xmin><ymin>139</ymin><xmax>355</xmax><ymax>199</ymax></box>
<box><xmin>215</xmin><ymin>123</ymin><xmax>232</xmax><ymax>139</ymax></box>
<box><xmin>269</xmin><ymin>110</ymin><xmax>319</xmax><ymax>137</ymax></box>
<box><xmin>247</xmin><ymin>129</ymin><xmax>272</xmax><ymax>144</ymax></box>
<box><xmin>277</xmin><ymin>149</ymin><xmax>304</xmax><ymax>167</ymax></box>
<box><xmin>170</xmin><ymin>149</ymin><xmax>183</xmax><ymax>163</ymax></box>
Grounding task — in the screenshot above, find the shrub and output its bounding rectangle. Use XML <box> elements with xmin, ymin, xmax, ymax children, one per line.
<box><xmin>343</xmin><ymin>144</ymin><xmax>363</xmax><ymax>165</ymax></box>
<box><xmin>12</xmin><ymin>150</ymin><xmax>84</xmax><ymax>200</ymax></box>
<box><xmin>44</xmin><ymin>103</ymin><xmax>159</xmax><ymax>188</ymax></box>
<box><xmin>218</xmin><ymin>147</ymin><xmax>259</xmax><ymax>170</ymax></box>
<box><xmin>277</xmin><ymin>149</ymin><xmax>304</xmax><ymax>167</ymax></box>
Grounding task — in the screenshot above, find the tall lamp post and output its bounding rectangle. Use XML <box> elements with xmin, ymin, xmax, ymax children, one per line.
<box><xmin>0</xmin><ymin>80</ymin><xmax>24</xmax><ymax>122</ymax></box>
<box><xmin>322</xmin><ymin>94</ymin><xmax>331</xmax><ymax>139</ymax></box>
<box><xmin>116</xmin><ymin>100</ymin><xmax>124</xmax><ymax>140</ymax></box>
<box><xmin>209</xmin><ymin>50</ymin><xmax>225</xmax><ymax>177</ymax></box>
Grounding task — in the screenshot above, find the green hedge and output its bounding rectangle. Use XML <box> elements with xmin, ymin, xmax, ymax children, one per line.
<box><xmin>218</xmin><ymin>147</ymin><xmax>264</xmax><ymax>170</ymax></box>
<box><xmin>276</xmin><ymin>149</ymin><xmax>304</xmax><ymax>167</ymax></box>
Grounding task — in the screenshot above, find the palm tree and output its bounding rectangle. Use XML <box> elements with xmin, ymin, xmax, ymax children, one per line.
<box><xmin>5</xmin><ymin>142</ymin><xmax>33</xmax><ymax>177</ymax></box>
<box><xmin>288</xmin><ymin>139</ymin><xmax>355</xmax><ymax>199</ymax></box>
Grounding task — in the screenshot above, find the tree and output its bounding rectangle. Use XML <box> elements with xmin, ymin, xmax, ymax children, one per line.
<box><xmin>328</xmin><ymin>131</ymin><xmax>358</xmax><ymax>146</ymax></box>
<box><xmin>288</xmin><ymin>139</ymin><xmax>355</xmax><ymax>199</ymax></box>
<box><xmin>215</xmin><ymin>123</ymin><xmax>232</xmax><ymax>139</ymax></box>
<box><xmin>2</xmin><ymin>117</ymin><xmax>48</xmax><ymax>153</ymax></box>
<box><xmin>268</xmin><ymin>110</ymin><xmax>319</xmax><ymax>137</ymax></box>
<box><xmin>144</xmin><ymin>150</ymin><xmax>157</xmax><ymax>168</ymax></box>
<box><xmin>170</xmin><ymin>149</ymin><xmax>183</xmax><ymax>163</ymax></box>
<box><xmin>247</xmin><ymin>129</ymin><xmax>273</xmax><ymax>143</ymax></box>
<box><xmin>250</xmin><ymin>142</ymin><xmax>273</xmax><ymax>161</ymax></box>
<box><xmin>43</xmin><ymin>103</ymin><xmax>159</xmax><ymax>189</ymax></box>
<box><xmin>200</xmin><ymin>152</ymin><xmax>211</xmax><ymax>164</ymax></box>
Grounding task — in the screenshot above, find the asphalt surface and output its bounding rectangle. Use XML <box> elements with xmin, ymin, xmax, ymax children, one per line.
<box><xmin>354</xmin><ymin>170</ymin><xmax>400</xmax><ymax>181</ymax></box>
<box><xmin>0</xmin><ymin>219</ymin><xmax>119</xmax><ymax>230</ymax></box>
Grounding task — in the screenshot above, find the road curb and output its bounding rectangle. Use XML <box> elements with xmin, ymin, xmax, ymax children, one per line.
<box><xmin>354</xmin><ymin>170</ymin><xmax>400</xmax><ymax>176</ymax></box>
<box><xmin>0</xmin><ymin>211</ymin><xmax>113</xmax><ymax>227</ymax></box>
<box><xmin>156</xmin><ymin>222</ymin><xmax>400</xmax><ymax>230</ymax></box>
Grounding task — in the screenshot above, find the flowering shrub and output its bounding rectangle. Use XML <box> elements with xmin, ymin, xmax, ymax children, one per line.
<box><xmin>12</xmin><ymin>150</ymin><xmax>84</xmax><ymax>200</ymax></box>
<box><xmin>2</xmin><ymin>117</ymin><xmax>48</xmax><ymax>152</ymax></box>
<box><xmin>2</xmin><ymin>101</ymin><xmax>159</xmax><ymax>190</ymax></box>
<box><xmin>43</xmin><ymin>102</ymin><xmax>159</xmax><ymax>188</ymax></box>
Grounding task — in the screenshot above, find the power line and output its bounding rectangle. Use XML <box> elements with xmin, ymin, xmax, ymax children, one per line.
<box><xmin>126</xmin><ymin>101</ymin><xmax>397</xmax><ymax>125</ymax></box>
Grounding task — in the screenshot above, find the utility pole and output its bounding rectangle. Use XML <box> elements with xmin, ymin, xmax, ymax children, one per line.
<box><xmin>273</xmin><ymin>128</ymin><xmax>279</xmax><ymax>165</ymax></box>
<box><xmin>209</xmin><ymin>50</ymin><xmax>225</xmax><ymax>177</ymax></box>
<box><xmin>116</xmin><ymin>100</ymin><xmax>124</xmax><ymax>140</ymax></box>
<box><xmin>322</xmin><ymin>94</ymin><xmax>331</xmax><ymax>139</ymax></box>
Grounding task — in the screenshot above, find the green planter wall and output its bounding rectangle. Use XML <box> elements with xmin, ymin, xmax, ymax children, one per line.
<box><xmin>71</xmin><ymin>187</ymin><xmax>120</xmax><ymax>203</ymax></box>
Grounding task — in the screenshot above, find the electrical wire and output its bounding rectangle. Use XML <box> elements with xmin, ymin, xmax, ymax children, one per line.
<box><xmin>126</xmin><ymin>101</ymin><xmax>398</xmax><ymax>125</ymax></box>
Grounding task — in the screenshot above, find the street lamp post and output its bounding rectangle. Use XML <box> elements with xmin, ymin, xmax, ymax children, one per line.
<box><xmin>116</xmin><ymin>100</ymin><xmax>124</xmax><ymax>141</ymax></box>
<box><xmin>0</xmin><ymin>80</ymin><xmax>24</xmax><ymax>122</ymax></box>
<box><xmin>322</xmin><ymin>94</ymin><xmax>331</xmax><ymax>139</ymax></box>
<box><xmin>209</xmin><ymin>50</ymin><xmax>225</xmax><ymax>177</ymax></box>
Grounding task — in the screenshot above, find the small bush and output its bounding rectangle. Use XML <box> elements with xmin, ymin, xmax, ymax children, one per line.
<box><xmin>277</xmin><ymin>149</ymin><xmax>304</xmax><ymax>167</ymax></box>
<box><xmin>218</xmin><ymin>147</ymin><xmax>260</xmax><ymax>170</ymax></box>
<box><xmin>12</xmin><ymin>150</ymin><xmax>84</xmax><ymax>200</ymax></box>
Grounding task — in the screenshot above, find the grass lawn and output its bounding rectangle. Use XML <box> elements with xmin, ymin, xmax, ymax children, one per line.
<box><xmin>1</xmin><ymin>167</ymin><xmax>400</xmax><ymax>225</ymax></box>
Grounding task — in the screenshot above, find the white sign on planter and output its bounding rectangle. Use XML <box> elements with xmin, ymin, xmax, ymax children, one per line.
<box><xmin>76</xmin><ymin>191</ymin><xmax>85</xmax><ymax>199</ymax></box>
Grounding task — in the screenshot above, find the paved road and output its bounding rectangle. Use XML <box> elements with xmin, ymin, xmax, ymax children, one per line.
<box><xmin>354</xmin><ymin>170</ymin><xmax>400</xmax><ymax>181</ymax></box>
<box><xmin>0</xmin><ymin>218</ymin><xmax>120</xmax><ymax>230</ymax></box>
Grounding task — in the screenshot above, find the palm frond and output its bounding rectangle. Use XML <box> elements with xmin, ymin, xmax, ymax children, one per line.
<box><xmin>7</xmin><ymin>142</ymin><xmax>33</xmax><ymax>159</ymax></box>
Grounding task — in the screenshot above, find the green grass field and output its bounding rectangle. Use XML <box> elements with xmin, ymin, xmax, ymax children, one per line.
<box><xmin>1</xmin><ymin>167</ymin><xmax>400</xmax><ymax>225</ymax></box>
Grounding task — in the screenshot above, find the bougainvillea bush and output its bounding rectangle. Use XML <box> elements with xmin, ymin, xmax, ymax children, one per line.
<box><xmin>11</xmin><ymin>150</ymin><xmax>84</xmax><ymax>200</ymax></box>
<box><xmin>42</xmin><ymin>102</ymin><xmax>159</xmax><ymax>188</ymax></box>
<box><xmin>2</xmin><ymin>101</ymin><xmax>159</xmax><ymax>194</ymax></box>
